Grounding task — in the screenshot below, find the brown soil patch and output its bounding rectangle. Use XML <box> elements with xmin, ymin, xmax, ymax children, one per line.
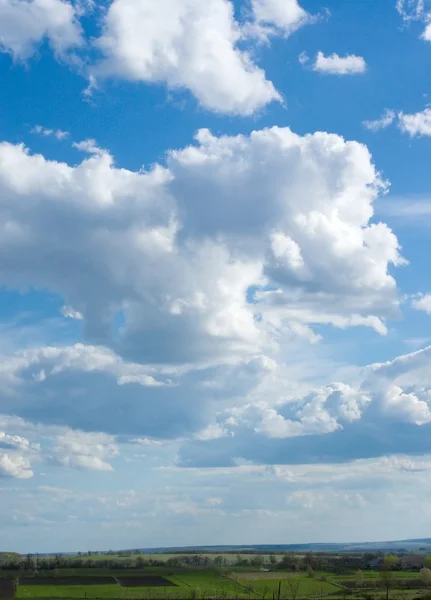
<box><xmin>0</xmin><ymin>579</ymin><xmax>16</xmax><ymax>598</ymax></box>
<box><xmin>19</xmin><ymin>577</ymin><xmax>116</xmax><ymax>585</ymax></box>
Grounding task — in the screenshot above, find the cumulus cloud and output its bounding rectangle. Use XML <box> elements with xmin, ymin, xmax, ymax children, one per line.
<box><xmin>0</xmin><ymin>0</ymin><xmax>316</xmax><ymax>115</ymax></box>
<box><xmin>0</xmin><ymin>431</ymin><xmax>31</xmax><ymax>450</ymax></box>
<box><xmin>92</xmin><ymin>0</ymin><xmax>281</xmax><ymax>115</ymax></box>
<box><xmin>0</xmin><ymin>452</ymin><xmax>33</xmax><ymax>478</ymax></box>
<box><xmin>222</xmin><ymin>382</ymin><xmax>371</xmax><ymax>441</ymax></box>
<box><xmin>398</xmin><ymin>108</ymin><xmax>431</xmax><ymax>136</ymax></box>
<box><xmin>0</xmin><ymin>128</ymin><xmax>404</xmax><ymax>372</ymax></box>
<box><xmin>178</xmin><ymin>346</ymin><xmax>431</xmax><ymax>467</ymax></box>
<box><xmin>247</xmin><ymin>0</ymin><xmax>310</xmax><ymax>39</ymax></box>
<box><xmin>0</xmin><ymin>127</ymin><xmax>410</xmax><ymax>454</ymax></box>
<box><xmin>313</xmin><ymin>51</ymin><xmax>367</xmax><ymax>75</ymax></box>
<box><xmin>52</xmin><ymin>430</ymin><xmax>118</xmax><ymax>471</ymax></box>
<box><xmin>0</xmin><ymin>344</ymin><xmax>276</xmax><ymax>438</ymax></box>
<box><xmin>412</xmin><ymin>294</ymin><xmax>431</xmax><ymax>314</ymax></box>
<box><xmin>363</xmin><ymin>109</ymin><xmax>396</xmax><ymax>131</ymax></box>
<box><xmin>72</xmin><ymin>138</ymin><xmax>105</xmax><ymax>155</ymax></box>
<box><xmin>0</xmin><ymin>0</ymin><xmax>83</xmax><ymax>59</ymax></box>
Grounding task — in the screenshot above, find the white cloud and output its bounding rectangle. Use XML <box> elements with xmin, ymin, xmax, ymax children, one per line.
<box><xmin>194</xmin><ymin>423</ymin><xmax>229</xmax><ymax>441</ymax></box>
<box><xmin>0</xmin><ymin>0</ymin><xmax>83</xmax><ymax>59</ymax></box>
<box><xmin>396</xmin><ymin>0</ymin><xmax>428</xmax><ymax>21</ymax></box>
<box><xmin>0</xmin><ymin>127</ymin><xmax>412</xmax><ymax>461</ymax></box>
<box><xmin>412</xmin><ymin>294</ymin><xmax>431</xmax><ymax>314</ymax></box>
<box><xmin>31</xmin><ymin>125</ymin><xmax>70</xmax><ymax>140</ymax></box>
<box><xmin>0</xmin><ymin>344</ymin><xmax>281</xmax><ymax>440</ymax></box>
<box><xmin>5</xmin><ymin>453</ymin><xmax>431</xmax><ymax>551</ymax></box>
<box><xmin>0</xmin><ymin>343</ymin><xmax>171</xmax><ymax>389</ymax></box>
<box><xmin>398</xmin><ymin>107</ymin><xmax>431</xmax><ymax>136</ymax></box>
<box><xmin>225</xmin><ymin>382</ymin><xmax>370</xmax><ymax>440</ymax></box>
<box><xmin>248</xmin><ymin>0</ymin><xmax>310</xmax><ymax>39</ymax></box>
<box><xmin>72</xmin><ymin>138</ymin><xmax>105</xmax><ymax>155</ymax></box>
<box><xmin>396</xmin><ymin>0</ymin><xmax>431</xmax><ymax>40</ymax></box>
<box><xmin>52</xmin><ymin>430</ymin><xmax>118</xmax><ymax>471</ymax></box>
<box><xmin>0</xmin><ymin>415</ymin><xmax>125</xmax><ymax>474</ymax></box>
<box><xmin>313</xmin><ymin>51</ymin><xmax>367</xmax><ymax>75</ymax></box>
<box><xmin>363</xmin><ymin>109</ymin><xmax>396</xmax><ymax>132</ymax></box>
<box><xmin>92</xmin><ymin>0</ymin><xmax>281</xmax><ymax>115</ymax></box>
<box><xmin>298</xmin><ymin>51</ymin><xmax>309</xmax><ymax>65</ymax></box>
<box><xmin>0</xmin><ymin>452</ymin><xmax>33</xmax><ymax>478</ymax></box>
<box><xmin>60</xmin><ymin>305</ymin><xmax>83</xmax><ymax>320</ymax></box>
<box><xmin>0</xmin><ymin>128</ymin><xmax>404</xmax><ymax>372</ymax></box>
<box><xmin>0</xmin><ymin>431</ymin><xmax>30</xmax><ymax>450</ymax></box>
<box><xmin>178</xmin><ymin>345</ymin><xmax>431</xmax><ymax>468</ymax></box>
<box><xmin>423</xmin><ymin>22</ymin><xmax>431</xmax><ymax>39</ymax></box>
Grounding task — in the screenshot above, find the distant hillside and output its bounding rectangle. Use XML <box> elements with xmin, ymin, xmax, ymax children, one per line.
<box><xmin>44</xmin><ymin>539</ymin><xmax>431</xmax><ymax>557</ymax></box>
<box><xmin>133</xmin><ymin>539</ymin><xmax>431</xmax><ymax>554</ymax></box>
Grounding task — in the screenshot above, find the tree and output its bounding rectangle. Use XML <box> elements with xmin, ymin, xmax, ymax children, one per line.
<box><xmin>214</xmin><ymin>556</ymin><xmax>223</xmax><ymax>568</ymax></box>
<box><xmin>383</xmin><ymin>555</ymin><xmax>399</xmax><ymax>571</ymax></box>
<box><xmin>355</xmin><ymin>570</ymin><xmax>364</xmax><ymax>589</ymax></box>
<box><xmin>425</xmin><ymin>556</ymin><xmax>431</xmax><ymax>570</ymax></box>
<box><xmin>250</xmin><ymin>556</ymin><xmax>264</xmax><ymax>569</ymax></box>
<box><xmin>420</xmin><ymin>567</ymin><xmax>431</xmax><ymax>588</ymax></box>
<box><xmin>304</xmin><ymin>552</ymin><xmax>314</xmax><ymax>570</ymax></box>
<box><xmin>307</xmin><ymin>566</ymin><xmax>314</xmax><ymax>579</ymax></box>
<box><xmin>269</xmin><ymin>555</ymin><xmax>277</xmax><ymax>567</ymax></box>
<box><xmin>286</xmin><ymin>577</ymin><xmax>301</xmax><ymax>600</ymax></box>
<box><xmin>378</xmin><ymin>569</ymin><xmax>394</xmax><ymax>600</ymax></box>
<box><xmin>260</xmin><ymin>585</ymin><xmax>270</xmax><ymax>600</ymax></box>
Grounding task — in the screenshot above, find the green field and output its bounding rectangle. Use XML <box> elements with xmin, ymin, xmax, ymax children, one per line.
<box><xmin>12</xmin><ymin>570</ymin><xmax>251</xmax><ymax>599</ymax></box>
<box><xmin>2</xmin><ymin>566</ymin><xmax>431</xmax><ymax>599</ymax></box>
<box><xmin>232</xmin><ymin>573</ymin><xmax>340</xmax><ymax>598</ymax></box>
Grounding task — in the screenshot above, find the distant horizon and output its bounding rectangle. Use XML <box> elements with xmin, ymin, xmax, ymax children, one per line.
<box><xmin>22</xmin><ymin>537</ymin><xmax>431</xmax><ymax>557</ymax></box>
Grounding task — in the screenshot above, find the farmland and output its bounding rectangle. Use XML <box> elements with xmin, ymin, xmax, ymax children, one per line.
<box><xmin>0</xmin><ymin>567</ymin><xmax>430</xmax><ymax>600</ymax></box>
<box><xmin>0</xmin><ymin>569</ymin><xmax>256</xmax><ymax>599</ymax></box>
<box><xmin>3</xmin><ymin>550</ymin><xmax>431</xmax><ymax>600</ymax></box>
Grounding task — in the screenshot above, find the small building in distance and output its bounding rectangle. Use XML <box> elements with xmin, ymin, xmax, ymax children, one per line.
<box><xmin>368</xmin><ymin>557</ymin><xmax>384</xmax><ymax>570</ymax></box>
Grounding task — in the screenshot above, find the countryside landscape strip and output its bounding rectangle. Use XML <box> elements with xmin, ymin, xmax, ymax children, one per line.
<box><xmin>2</xmin><ymin>550</ymin><xmax>431</xmax><ymax>599</ymax></box>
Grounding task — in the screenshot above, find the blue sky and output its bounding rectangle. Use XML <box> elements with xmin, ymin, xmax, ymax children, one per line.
<box><xmin>2</xmin><ymin>0</ymin><xmax>431</xmax><ymax>553</ymax></box>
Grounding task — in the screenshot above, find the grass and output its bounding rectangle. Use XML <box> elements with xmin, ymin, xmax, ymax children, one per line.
<box><xmin>14</xmin><ymin>570</ymin><xmax>250</xmax><ymax>599</ymax></box>
<box><xmin>6</xmin><ymin>567</ymin><xmax>430</xmax><ymax>600</ymax></box>
<box><xmin>331</xmin><ymin>572</ymin><xmax>417</xmax><ymax>581</ymax></box>
<box><xmin>231</xmin><ymin>573</ymin><xmax>340</xmax><ymax>598</ymax></box>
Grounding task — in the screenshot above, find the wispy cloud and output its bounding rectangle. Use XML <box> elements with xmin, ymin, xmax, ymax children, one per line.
<box><xmin>376</xmin><ymin>195</ymin><xmax>431</xmax><ymax>221</ymax></box>
<box><xmin>396</xmin><ymin>0</ymin><xmax>431</xmax><ymax>40</ymax></box>
<box><xmin>31</xmin><ymin>125</ymin><xmax>69</xmax><ymax>140</ymax></box>
<box><xmin>363</xmin><ymin>109</ymin><xmax>396</xmax><ymax>131</ymax></box>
